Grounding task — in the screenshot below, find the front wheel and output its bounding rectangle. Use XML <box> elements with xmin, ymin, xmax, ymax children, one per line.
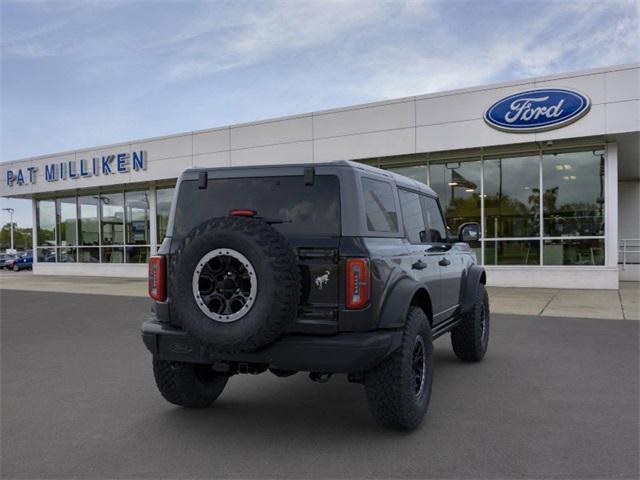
<box><xmin>364</xmin><ymin>306</ymin><xmax>433</xmax><ymax>430</ymax></box>
<box><xmin>13</xmin><ymin>264</ymin><xmax>19</xmax><ymax>272</ymax></box>
<box><xmin>451</xmin><ymin>283</ymin><xmax>490</xmax><ymax>362</ymax></box>
<box><xmin>152</xmin><ymin>359</ymin><xmax>228</xmax><ymax>408</ymax></box>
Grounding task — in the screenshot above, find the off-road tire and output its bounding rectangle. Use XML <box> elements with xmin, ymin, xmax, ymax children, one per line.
<box><xmin>364</xmin><ymin>306</ymin><xmax>433</xmax><ymax>430</ymax></box>
<box><xmin>451</xmin><ymin>283</ymin><xmax>490</xmax><ymax>362</ymax></box>
<box><xmin>153</xmin><ymin>359</ymin><xmax>228</xmax><ymax>408</ymax></box>
<box><xmin>171</xmin><ymin>216</ymin><xmax>300</xmax><ymax>353</ymax></box>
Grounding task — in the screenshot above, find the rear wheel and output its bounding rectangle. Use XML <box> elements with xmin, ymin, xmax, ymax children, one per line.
<box><xmin>451</xmin><ymin>283</ymin><xmax>490</xmax><ymax>362</ymax></box>
<box><xmin>364</xmin><ymin>306</ymin><xmax>433</xmax><ymax>430</ymax></box>
<box><xmin>152</xmin><ymin>359</ymin><xmax>228</xmax><ymax>408</ymax></box>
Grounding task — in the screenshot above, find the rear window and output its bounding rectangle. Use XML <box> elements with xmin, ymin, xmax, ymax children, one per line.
<box><xmin>173</xmin><ymin>175</ymin><xmax>341</xmax><ymax>238</ymax></box>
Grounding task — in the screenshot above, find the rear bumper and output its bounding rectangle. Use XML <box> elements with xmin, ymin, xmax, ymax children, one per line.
<box><xmin>141</xmin><ymin>319</ymin><xmax>402</xmax><ymax>373</ymax></box>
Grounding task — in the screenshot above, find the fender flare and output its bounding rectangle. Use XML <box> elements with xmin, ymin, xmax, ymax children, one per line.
<box><xmin>459</xmin><ymin>265</ymin><xmax>486</xmax><ymax>314</ymax></box>
<box><xmin>378</xmin><ymin>276</ymin><xmax>433</xmax><ymax>329</ymax></box>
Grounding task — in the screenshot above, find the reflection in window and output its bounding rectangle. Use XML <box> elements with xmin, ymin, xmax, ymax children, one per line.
<box><xmin>58</xmin><ymin>247</ymin><xmax>77</xmax><ymax>263</ymax></box>
<box><xmin>362</xmin><ymin>178</ymin><xmax>398</xmax><ymax>233</ymax></box>
<box><xmin>429</xmin><ymin>160</ymin><xmax>481</xmax><ymax>233</ymax></box>
<box><xmin>542</xmin><ymin>150</ymin><xmax>605</xmax><ymax>237</ymax></box>
<box><xmin>543</xmin><ymin>239</ymin><xmax>604</xmax><ymax>265</ymax></box>
<box><xmin>37</xmin><ymin>200</ymin><xmax>56</xmax><ymax>246</ymax></box>
<box><xmin>398</xmin><ymin>190</ymin><xmax>426</xmax><ymax>243</ymax></box>
<box><xmin>484</xmin><ymin>155</ymin><xmax>540</xmax><ymax>238</ymax></box>
<box><xmin>101</xmin><ymin>247</ymin><xmax>124</xmax><ymax>263</ymax></box>
<box><xmin>420</xmin><ymin>196</ymin><xmax>448</xmax><ymax>243</ymax></box>
<box><xmin>100</xmin><ymin>193</ymin><xmax>124</xmax><ymax>245</ymax></box>
<box><xmin>37</xmin><ymin>247</ymin><xmax>56</xmax><ymax>262</ymax></box>
<box><xmin>156</xmin><ymin>187</ymin><xmax>174</xmax><ymax>242</ymax></box>
<box><xmin>484</xmin><ymin>240</ymin><xmax>540</xmax><ymax>265</ymax></box>
<box><xmin>56</xmin><ymin>197</ymin><xmax>77</xmax><ymax>246</ymax></box>
<box><xmin>78</xmin><ymin>247</ymin><xmax>99</xmax><ymax>263</ymax></box>
<box><xmin>126</xmin><ymin>246</ymin><xmax>150</xmax><ymax>263</ymax></box>
<box><xmin>78</xmin><ymin>196</ymin><xmax>99</xmax><ymax>246</ymax></box>
<box><xmin>125</xmin><ymin>190</ymin><xmax>150</xmax><ymax>245</ymax></box>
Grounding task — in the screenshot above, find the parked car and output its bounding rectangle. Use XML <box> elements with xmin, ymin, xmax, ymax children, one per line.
<box><xmin>12</xmin><ymin>252</ymin><xmax>33</xmax><ymax>271</ymax></box>
<box><xmin>142</xmin><ymin>161</ymin><xmax>489</xmax><ymax>430</ymax></box>
<box><xmin>0</xmin><ymin>253</ymin><xmax>15</xmax><ymax>269</ymax></box>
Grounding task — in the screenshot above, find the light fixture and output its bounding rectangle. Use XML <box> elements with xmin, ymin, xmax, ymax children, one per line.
<box><xmin>448</xmin><ymin>182</ymin><xmax>459</xmax><ymax>186</ymax></box>
<box><xmin>465</xmin><ymin>188</ymin><xmax>474</xmax><ymax>192</ymax></box>
<box><xmin>555</xmin><ymin>165</ymin><xmax>564</xmax><ymax>171</ymax></box>
<box><xmin>564</xmin><ymin>164</ymin><xmax>572</xmax><ymax>170</ymax></box>
<box><xmin>570</xmin><ymin>175</ymin><xmax>576</xmax><ymax>180</ymax></box>
<box><xmin>563</xmin><ymin>176</ymin><xmax>570</xmax><ymax>180</ymax></box>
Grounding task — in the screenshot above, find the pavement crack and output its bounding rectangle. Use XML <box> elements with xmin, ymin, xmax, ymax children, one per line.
<box><xmin>538</xmin><ymin>289</ymin><xmax>560</xmax><ymax>316</ymax></box>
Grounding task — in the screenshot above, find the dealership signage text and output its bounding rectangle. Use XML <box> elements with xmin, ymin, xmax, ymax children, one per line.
<box><xmin>5</xmin><ymin>150</ymin><xmax>147</xmax><ymax>187</ymax></box>
<box><xmin>484</xmin><ymin>88</ymin><xmax>591</xmax><ymax>133</ymax></box>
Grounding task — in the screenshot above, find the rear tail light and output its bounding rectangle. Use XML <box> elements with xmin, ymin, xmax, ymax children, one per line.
<box><xmin>149</xmin><ymin>255</ymin><xmax>166</xmax><ymax>301</ymax></box>
<box><xmin>346</xmin><ymin>258</ymin><xmax>370</xmax><ymax>309</ymax></box>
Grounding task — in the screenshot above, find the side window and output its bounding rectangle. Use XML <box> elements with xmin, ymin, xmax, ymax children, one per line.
<box><xmin>421</xmin><ymin>196</ymin><xmax>448</xmax><ymax>243</ymax></box>
<box><xmin>399</xmin><ymin>189</ymin><xmax>427</xmax><ymax>244</ymax></box>
<box><xmin>361</xmin><ymin>177</ymin><xmax>399</xmax><ymax>233</ymax></box>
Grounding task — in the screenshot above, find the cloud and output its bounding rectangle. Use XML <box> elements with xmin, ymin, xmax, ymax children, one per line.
<box><xmin>352</xmin><ymin>0</ymin><xmax>640</xmax><ymax>99</ymax></box>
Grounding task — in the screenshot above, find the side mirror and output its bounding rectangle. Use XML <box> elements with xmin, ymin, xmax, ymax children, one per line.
<box><xmin>458</xmin><ymin>222</ymin><xmax>481</xmax><ymax>243</ymax></box>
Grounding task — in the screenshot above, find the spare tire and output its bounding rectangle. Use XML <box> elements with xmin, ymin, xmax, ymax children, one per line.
<box><xmin>171</xmin><ymin>216</ymin><xmax>300</xmax><ymax>353</ymax></box>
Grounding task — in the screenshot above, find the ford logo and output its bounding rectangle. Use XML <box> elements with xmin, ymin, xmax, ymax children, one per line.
<box><xmin>484</xmin><ymin>88</ymin><xmax>591</xmax><ymax>133</ymax></box>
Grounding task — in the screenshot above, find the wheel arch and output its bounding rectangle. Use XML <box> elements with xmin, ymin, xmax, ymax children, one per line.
<box><xmin>459</xmin><ymin>265</ymin><xmax>486</xmax><ymax>314</ymax></box>
<box><xmin>378</xmin><ymin>277</ymin><xmax>434</xmax><ymax>328</ymax></box>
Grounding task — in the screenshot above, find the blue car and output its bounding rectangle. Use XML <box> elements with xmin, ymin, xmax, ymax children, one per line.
<box><xmin>12</xmin><ymin>252</ymin><xmax>33</xmax><ymax>271</ymax></box>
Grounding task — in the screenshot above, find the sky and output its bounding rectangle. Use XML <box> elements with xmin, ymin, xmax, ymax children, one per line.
<box><xmin>1</xmin><ymin>0</ymin><xmax>639</xmax><ymax>228</ymax></box>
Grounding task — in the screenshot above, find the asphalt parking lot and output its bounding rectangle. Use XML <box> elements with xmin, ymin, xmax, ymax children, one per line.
<box><xmin>1</xmin><ymin>290</ymin><xmax>638</xmax><ymax>479</ymax></box>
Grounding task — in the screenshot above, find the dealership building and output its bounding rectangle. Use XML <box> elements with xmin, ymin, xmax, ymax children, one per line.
<box><xmin>1</xmin><ymin>63</ymin><xmax>638</xmax><ymax>289</ymax></box>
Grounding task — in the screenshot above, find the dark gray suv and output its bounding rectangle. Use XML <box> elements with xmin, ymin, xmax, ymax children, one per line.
<box><xmin>142</xmin><ymin>160</ymin><xmax>489</xmax><ymax>430</ymax></box>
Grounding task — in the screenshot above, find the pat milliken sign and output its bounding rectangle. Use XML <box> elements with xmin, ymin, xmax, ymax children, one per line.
<box><xmin>5</xmin><ymin>150</ymin><xmax>147</xmax><ymax>187</ymax></box>
<box><xmin>484</xmin><ymin>88</ymin><xmax>591</xmax><ymax>133</ymax></box>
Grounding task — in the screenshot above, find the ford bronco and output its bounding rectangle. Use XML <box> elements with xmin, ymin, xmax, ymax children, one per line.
<box><xmin>142</xmin><ymin>160</ymin><xmax>489</xmax><ymax>430</ymax></box>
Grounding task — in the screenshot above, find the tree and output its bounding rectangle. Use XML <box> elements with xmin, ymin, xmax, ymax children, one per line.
<box><xmin>0</xmin><ymin>223</ymin><xmax>32</xmax><ymax>251</ymax></box>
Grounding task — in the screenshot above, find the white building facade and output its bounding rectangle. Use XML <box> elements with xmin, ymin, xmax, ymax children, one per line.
<box><xmin>1</xmin><ymin>63</ymin><xmax>639</xmax><ymax>289</ymax></box>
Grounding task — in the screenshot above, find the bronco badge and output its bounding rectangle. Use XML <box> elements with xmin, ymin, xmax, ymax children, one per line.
<box><xmin>314</xmin><ymin>270</ymin><xmax>330</xmax><ymax>290</ymax></box>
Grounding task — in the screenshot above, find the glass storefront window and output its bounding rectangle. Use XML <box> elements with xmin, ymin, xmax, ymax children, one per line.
<box><xmin>78</xmin><ymin>195</ymin><xmax>99</xmax><ymax>246</ymax></box>
<box><xmin>100</xmin><ymin>193</ymin><xmax>124</xmax><ymax>245</ymax></box>
<box><xmin>388</xmin><ymin>165</ymin><xmax>428</xmax><ymax>185</ymax></box>
<box><xmin>58</xmin><ymin>247</ymin><xmax>77</xmax><ymax>263</ymax></box>
<box><xmin>543</xmin><ymin>239</ymin><xmax>604</xmax><ymax>265</ymax></box>
<box><xmin>101</xmin><ymin>247</ymin><xmax>124</xmax><ymax>263</ymax></box>
<box><xmin>56</xmin><ymin>197</ymin><xmax>77</xmax><ymax>246</ymax></box>
<box><xmin>37</xmin><ymin>200</ymin><xmax>56</xmax><ymax>246</ymax></box>
<box><xmin>484</xmin><ymin>240</ymin><xmax>540</xmax><ymax>266</ymax></box>
<box><xmin>542</xmin><ymin>150</ymin><xmax>605</xmax><ymax>237</ymax></box>
<box><xmin>429</xmin><ymin>160</ymin><xmax>481</xmax><ymax>233</ymax></box>
<box><xmin>126</xmin><ymin>246</ymin><xmax>150</xmax><ymax>263</ymax></box>
<box><xmin>156</xmin><ymin>187</ymin><xmax>174</xmax><ymax>242</ymax></box>
<box><xmin>484</xmin><ymin>155</ymin><xmax>540</xmax><ymax>238</ymax></box>
<box><xmin>78</xmin><ymin>247</ymin><xmax>99</xmax><ymax>263</ymax></box>
<box><xmin>37</xmin><ymin>246</ymin><xmax>56</xmax><ymax>262</ymax></box>
<box><xmin>125</xmin><ymin>190</ymin><xmax>150</xmax><ymax>245</ymax></box>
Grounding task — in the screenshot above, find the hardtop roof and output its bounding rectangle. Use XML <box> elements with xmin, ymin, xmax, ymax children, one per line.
<box><xmin>186</xmin><ymin>160</ymin><xmax>437</xmax><ymax>197</ymax></box>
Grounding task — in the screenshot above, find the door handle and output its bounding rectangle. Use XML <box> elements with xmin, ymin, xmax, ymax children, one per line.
<box><xmin>412</xmin><ymin>260</ymin><xmax>427</xmax><ymax>270</ymax></box>
<box><xmin>438</xmin><ymin>257</ymin><xmax>451</xmax><ymax>267</ymax></box>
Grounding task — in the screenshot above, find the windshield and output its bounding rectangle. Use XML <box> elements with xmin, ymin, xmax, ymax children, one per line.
<box><xmin>173</xmin><ymin>175</ymin><xmax>341</xmax><ymax>239</ymax></box>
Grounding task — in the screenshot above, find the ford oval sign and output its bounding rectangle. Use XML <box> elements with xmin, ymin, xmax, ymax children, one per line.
<box><xmin>484</xmin><ymin>88</ymin><xmax>591</xmax><ymax>133</ymax></box>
